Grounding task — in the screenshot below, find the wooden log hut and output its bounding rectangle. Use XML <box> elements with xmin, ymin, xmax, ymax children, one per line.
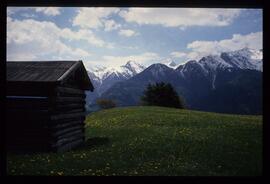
<box><xmin>6</xmin><ymin>61</ymin><xmax>94</xmax><ymax>152</ymax></box>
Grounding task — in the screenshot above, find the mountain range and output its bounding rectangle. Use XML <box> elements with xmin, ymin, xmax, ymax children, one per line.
<box><xmin>86</xmin><ymin>47</ymin><xmax>262</xmax><ymax>115</ymax></box>
<box><xmin>85</xmin><ymin>60</ymin><xmax>145</xmax><ymax>104</ymax></box>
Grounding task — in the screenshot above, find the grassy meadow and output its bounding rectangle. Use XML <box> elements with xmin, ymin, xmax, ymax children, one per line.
<box><xmin>7</xmin><ymin>106</ymin><xmax>262</xmax><ymax>176</ymax></box>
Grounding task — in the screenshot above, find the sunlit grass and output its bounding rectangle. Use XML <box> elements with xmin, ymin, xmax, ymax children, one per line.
<box><xmin>7</xmin><ymin>106</ymin><xmax>262</xmax><ymax>176</ymax></box>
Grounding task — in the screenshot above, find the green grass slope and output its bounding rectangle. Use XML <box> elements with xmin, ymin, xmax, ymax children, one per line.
<box><xmin>7</xmin><ymin>106</ymin><xmax>262</xmax><ymax>176</ymax></box>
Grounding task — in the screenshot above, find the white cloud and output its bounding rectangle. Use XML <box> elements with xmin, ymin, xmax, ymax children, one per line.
<box><xmin>185</xmin><ymin>31</ymin><xmax>262</xmax><ymax>60</ymax></box>
<box><xmin>21</xmin><ymin>13</ymin><xmax>37</xmax><ymax>18</ymax></box>
<box><xmin>170</xmin><ymin>51</ymin><xmax>187</xmax><ymax>58</ymax></box>
<box><xmin>7</xmin><ymin>7</ymin><xmax>29</xmax><ymax>16</ymax></box>
<box><xmin>118</xmin><ymin>29</ymin><xmax>138</xmax><ymax>37</ymax></box>
<box><xmin>7</xmin><ymin>7</ymin><xmax>61</xmax><ymax>16</ymax></box>
<box><xmin>170</xmin><ymin>31</ymin><xmax>262</xmax><ymax>62</ymax></box>
<box><xmin>34</xmin><ymin>7</ymin><xmax>61</xmax><ymax>16</ymax></box>
<box><xmin>72</xmin><ymin>7</ymin><xmax>120</xmax><ymax>29</ymax></box>
<box><xmin>119</xmin><ymin>8</ymin><xmax>241</xmax><ymax>28</ymax></box>
<box><xmin>85</xmin><ymin>52</ymin><xmax>160</xmax><ymax>69</ymax></box>
<box><xmin>7</xmin><ymin>18</ymin><xmax>93</xmax><ymax>61</ymax></box>
<box><xmin>7</xmin><ymin>16</ymin><xmax>115</xmax><ymax>47</ymax></box>
<box><xmin>61</xmin><ymin>28</ymin><xmax>111</xmax><ymax>48</ymax></box>
<box><xmin>104</xmin><ymin>19</ymin><xmax>121</xmax><ymax>31</ymax></box>
<box><xmin>7</xmin><ymin>7</ymin><xmax>17</xmax><ymax>16</ymax></box>
<box><xmin>121</xmin><ymin>45</ymin><xmax>139</xmax><ymax>50</ymax></box>
<box><xmin>72</xmin><ymin>48</ymin><xmax>91</xmax><ymax>57</ymax></box>
<box><xmin>7</xmin><ymin>52</ymin><xmax>37</xmax><ymax>61</ymax></box>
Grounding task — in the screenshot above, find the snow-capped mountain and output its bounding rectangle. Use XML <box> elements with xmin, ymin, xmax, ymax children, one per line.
<box><xmin>198</xmin><ymin>55</ymin><xmax>233</xmax><ymax>71</ymax></box>
<box><xmin>220</xmin><ymin>47</ymin><xmax>262</xmax><ymax>71</ymax></box>
<box><xmin>98</xmin><ymin>47</ymin><xmax>262</xmax><ymax>115</ymax></box>
<box><xmin>146</xmin><ymin>63</ymin><xmax>174</xmax><ymax>78</ymax></box>
<box><xmin>122</xmin><ymin>60</ymin><xmax>146</xmax><ymax>77</ymax></box>
<box><xmin>162</xmin><ymin>58</ymin><xmax>180</xmax><ymax>69</ymax></box>
<box><xmin>87</xmin><ymin>48</ymin><xmax>262</xmax><ymax>92</ymax></box>
<box><xmin>176</xmin><ymin>48</ymin><xmax>262</xmax><ymax>79</ymax></box>
<box><xmin>88</xmin><ymin>60</ymin><xmax>145</xmax><ymax>82</ymax></box>
<box><xmin>86</xmin><ymin>61</ymin><xmax>146</xmax><ymax>104</ymax></box>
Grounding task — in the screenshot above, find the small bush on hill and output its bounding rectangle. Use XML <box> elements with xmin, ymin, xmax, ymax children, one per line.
<box><xmin>96</xmin><ymin>99</ymin><xmax>116</xmax><ymax>109</ymax></box>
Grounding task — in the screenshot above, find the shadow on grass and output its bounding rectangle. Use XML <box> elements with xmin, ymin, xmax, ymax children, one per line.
<box><xmin>7</xmin><ymin>137</ymin><xmax>110</xmax><ymax>155</ymax></box>
<box><xmin>74</xmin><ymin>137</ymin><xmax>110</xmax><ymax>151</ymax></box>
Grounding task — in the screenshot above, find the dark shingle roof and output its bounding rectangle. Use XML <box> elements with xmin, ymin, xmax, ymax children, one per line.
<box><xmin>7</xmin><ymin>61</ymin><xmax>94</xmax><ymax>91</ymax></box>
<box><xmin>7</xmin><ymin>61</ymin><xmax>75</xmax><ymax>81</ymax></box>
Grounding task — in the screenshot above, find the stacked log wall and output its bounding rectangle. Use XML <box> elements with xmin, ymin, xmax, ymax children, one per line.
<box><xmin>6</xmin><ymin>86</ymin><xmax>87</xmax><ymax>152</ymax></box>
<box><xmin>48</xmin><ymin>86</ymin><xmax>86</xmax><ymax>152</ymax></box>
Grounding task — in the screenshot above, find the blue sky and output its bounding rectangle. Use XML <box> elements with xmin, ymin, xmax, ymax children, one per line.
<box><xmin>7</xmin><ymin>7</ymin><xmax>262</xmax><ymax>69</ymax></box>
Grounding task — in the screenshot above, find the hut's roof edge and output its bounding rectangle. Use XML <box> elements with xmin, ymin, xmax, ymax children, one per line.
<box><xmin>7</xmin><ymin>60</ymin><xmax>94</xmax><ymax>91</ymax></box>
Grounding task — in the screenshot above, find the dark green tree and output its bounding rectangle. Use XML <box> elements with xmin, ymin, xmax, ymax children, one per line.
<box><xmin>141</xmin><ymin>82</ymin><xmax>184</xmax><ymax>108</ymax></box>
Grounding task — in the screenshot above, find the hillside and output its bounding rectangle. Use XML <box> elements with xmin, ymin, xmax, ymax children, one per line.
<box><xmin>7</xmin><ymin>106</ymin><xmax>262</xmax><ymax>176</ymax></box>
<box><xmin>101</xmin><ymin>67</ymin><xmax>262</xmax><ymax>114</ymax></box>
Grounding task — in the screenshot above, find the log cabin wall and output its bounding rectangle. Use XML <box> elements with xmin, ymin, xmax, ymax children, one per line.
<box><xmin>48</xmin><ymin>86</ymin><xmax>86</xmax><ymax>152</ymax></box>
<box><xmin>6</xmin><ymin>61</ymin><xmax>94</xmax><ymax>152</ymax></box>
